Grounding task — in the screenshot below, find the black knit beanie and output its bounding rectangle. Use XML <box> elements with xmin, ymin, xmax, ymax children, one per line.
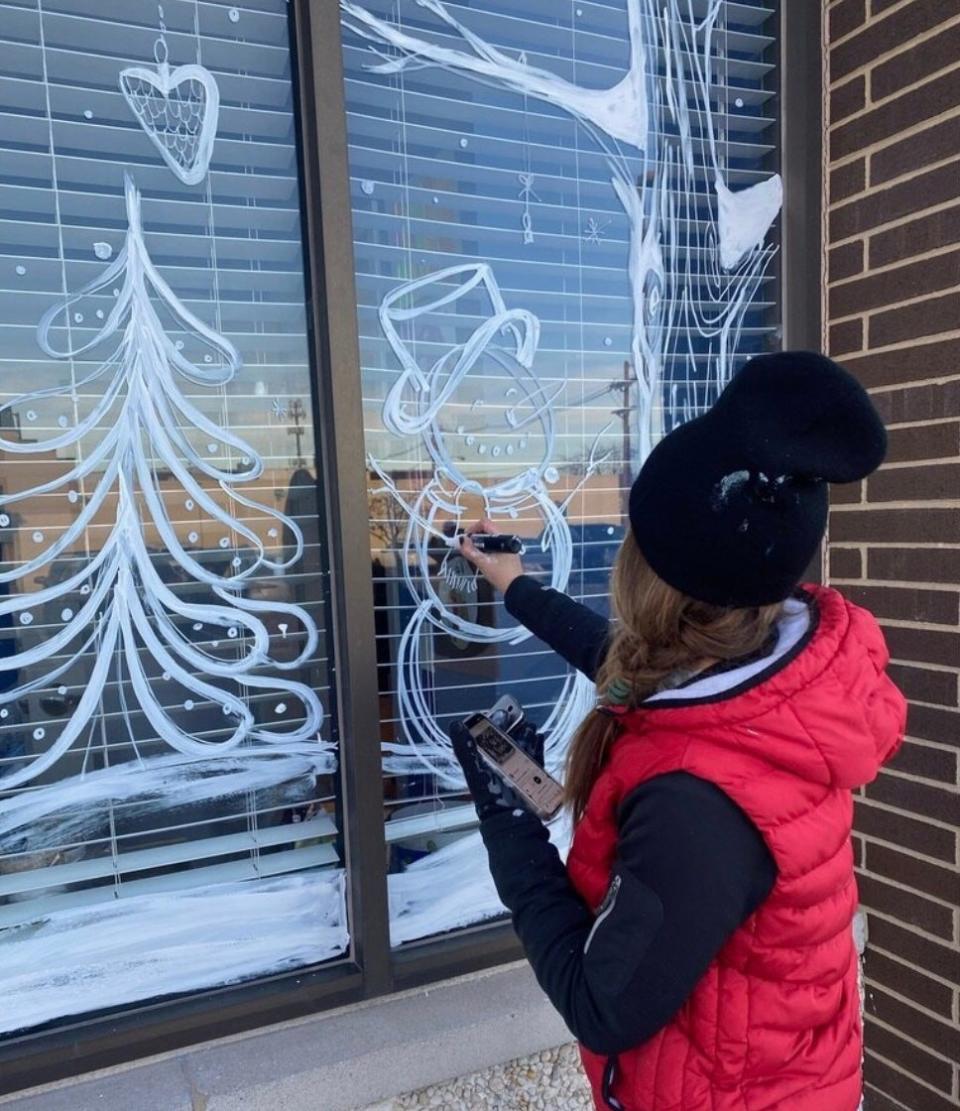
<box><xmin>628</xmin><ymin>351</ymin><xmax>887</xmax><ymax>607</ymax></box>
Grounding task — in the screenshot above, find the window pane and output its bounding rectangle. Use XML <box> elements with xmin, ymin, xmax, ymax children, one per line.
<box><xmin>340</xmin><ymin>0</ymin><xmax>781</xmax><ymax>943</ymax></box>
<box><xmin>0</xmin><ymin>0</ymin><xmax>346</xmax><ymax>1034</ymax></box>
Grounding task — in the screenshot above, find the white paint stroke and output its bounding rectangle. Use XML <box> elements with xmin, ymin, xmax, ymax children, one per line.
<box><xmin>341</xmin><ymin>0</ymin><xmax>650</xmax><ymax>149</ymax></box>
<box><xmin>716</xmin><ymin>175</ymin><xmax>784</xmax><ymax>271</ymax></box>
<box><xmin>0</xmin><ymin>174</ymin><xmax>324</xmax><ymax>790</ymax></box>
<box><xmin>0</xmin><ymin>871</ymin><xmax>347</xmax><ymax>1035</ymax></box>
<box><xmin>0</xmin><ymin>747</ymin><xmax>336</xmax><ymax>855</ymax></box>
<box><xmin>120</xmin><ymin>30</ymin><xmax>219</xmax><ymax>186</ymax></box>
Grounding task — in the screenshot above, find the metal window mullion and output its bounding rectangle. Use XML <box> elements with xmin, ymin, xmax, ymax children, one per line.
<box><xmin>292</xmin><ymin>0</ymin><xmax>392</xmax><ymax>998</ymax></box>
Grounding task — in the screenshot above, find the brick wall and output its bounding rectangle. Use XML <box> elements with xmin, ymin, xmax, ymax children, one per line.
<box><xmin>825</xmin><ymin>2</ymin><xmax>960</xmax><ymax>1108</ymax></box>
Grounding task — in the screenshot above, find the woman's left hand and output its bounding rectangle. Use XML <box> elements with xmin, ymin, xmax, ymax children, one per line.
<box><xmin>450</xmin><ymin>718</ymin><xmax>546</xmax><ymax>822</ymax></box>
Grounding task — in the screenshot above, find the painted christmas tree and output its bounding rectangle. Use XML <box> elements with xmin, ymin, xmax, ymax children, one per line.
<box><xmin>0</xmin><ymin>174</ymin><xmax>324</xmax><ymax>790</ymax></box>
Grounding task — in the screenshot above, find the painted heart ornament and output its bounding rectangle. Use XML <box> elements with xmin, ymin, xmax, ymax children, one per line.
<box><xmin>119</xmin><ymin>59</ymin><xmax>220</xmax><ymax>186</ymax></box>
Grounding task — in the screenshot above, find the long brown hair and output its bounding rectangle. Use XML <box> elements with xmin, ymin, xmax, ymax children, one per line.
<box><xmin>565</xmin><ymin>532</ymin><xmax>784</xmax><ymax>822</ymax></box>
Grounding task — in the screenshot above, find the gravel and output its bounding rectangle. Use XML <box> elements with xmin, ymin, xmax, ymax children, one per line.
<box><xmin>357</xmin><ymin>1043</ymin><xmax>593</xmax><ymax>1110</ymax></box>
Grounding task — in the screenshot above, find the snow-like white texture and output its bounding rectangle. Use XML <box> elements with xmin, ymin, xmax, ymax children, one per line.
<box><xmin>0</xmin><ymin>746</ymin><xmax>336</xmax><ymax>855</ymax></box>
<box><xmin>341</xmin><ymin>0</ymin><xmax>650</xmax><ymax>149</ymax></box>
<box><xmin>716</xmin><ymin>176</ymin><xmax>784</xmax><ymax>271</ymax></box>
<box><xmin>0</xmin><ymin>871</ymin><xmax>347</xmax><ymax>1035</ymax></box>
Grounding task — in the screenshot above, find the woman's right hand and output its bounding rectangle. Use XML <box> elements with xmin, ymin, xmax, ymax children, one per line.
<box><xmin>458</xmin><ymin>518</ymin><xmax>525</xmax><ymax>596</ymax></box>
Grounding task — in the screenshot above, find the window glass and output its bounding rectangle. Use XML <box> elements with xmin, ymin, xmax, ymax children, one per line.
<box><xmin>340</xmin><ymin>0</ymin><xmax>781</xmax><ymax>943</ymax></box>
<box><xmin>0</xmin><ymin>0</ymin><xmax>345</xmax><ymax>1035</ymax></box>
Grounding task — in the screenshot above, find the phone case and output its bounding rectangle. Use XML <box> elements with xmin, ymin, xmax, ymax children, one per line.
<box><xmin>465</xmin><ymin>713</ymin><xmax>564</xmax><ymax>820</ymax></box>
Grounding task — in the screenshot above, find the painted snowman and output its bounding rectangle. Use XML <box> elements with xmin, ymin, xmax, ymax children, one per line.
<box><xmin>372</xmin><ymin>263</ymin><xmax>597</xmax><ymax>785</ymax></box>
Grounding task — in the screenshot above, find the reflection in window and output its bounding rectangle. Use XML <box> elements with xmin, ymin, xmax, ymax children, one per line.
<box><xmin>341</xmin><ymin>0</ymin><xmax>781</xmax><ymax>943</ymax></box>
<box><xmin>0</xmin><ymin>0</ymin><xmax>344</xmax><ymax>1034</ymax></box>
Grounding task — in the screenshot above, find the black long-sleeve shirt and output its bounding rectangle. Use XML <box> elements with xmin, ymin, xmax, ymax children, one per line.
<box><xmin>476</xmin><ymin>576</ymin><xmax>777</xmax><ymax>1056</ymax></box>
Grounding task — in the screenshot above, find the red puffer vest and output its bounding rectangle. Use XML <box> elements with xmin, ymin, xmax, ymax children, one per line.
<box><xmin>566</xmin><ymin>586</ymin><xmax>906</xmax><ymax>1111</ymax></box>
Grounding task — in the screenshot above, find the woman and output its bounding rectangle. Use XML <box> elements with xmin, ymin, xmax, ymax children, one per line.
<box><xmin>449</xmin><ymin>352</ymin><xmax>906</xmax><ymax>1110</ymax></box>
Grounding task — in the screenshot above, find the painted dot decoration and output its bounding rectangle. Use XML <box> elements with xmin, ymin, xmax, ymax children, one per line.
<box><xmin>184</xmin><ymin>700</ymin><xmax>195</xmax><ymax>711</ymax></box>
<box><xmin>57</xmin><ymin>686</ymin><xmax>67</xmax><ymax>696</ymax></box>
<box><xmin>492</xmin><ymin>445</ymin><xmax>501</xmax><ymax>457</ymax></box>
<box><xmin>67</xmin><ymin>490</ymin><xmax>79</xmax><ymax>503</ymax></box>
<box><xmin>219</xmin><ymin>537</ymin><xmax>229</xmax><ymax>548</ymax></box>
<box><xmin>0</xmin><ymin>710</ymin><xmax>7</xmax><ymax>719</ymax></box>
<box><xmin>162</xmin><ymin>671</ymin><xmax>171</xmax><ymax>681</ymax></box>
<box><xmin>544</xmin><ymin>466</ymin><xmax>560</xmax><ymax>484</ymax></box>
<box><xmin>15</xmin><ymin>265</ymin><xmax>26</xmax><ymax>276</ymax></box>
<box><xmin>456</xmin><ymin>425</ymin><xmax>465</xmax><ymax>435</ymax></box>
<box><xmin>19</xmin><ymin>613</ymin><xmax>32</xmax><ymax>625</ymax></box>
<box><xmin>232</xmin><ymin>557</ymin><xmax>242</xmax><ymax>568</ymax></box>
<box><xmin>80</xmin><ymin>584</ymin><xmax>91</xmax><ymax>595</ymax></box>
<box><xmin>93</xmin><ymin>242</ymin><xmax>112</xmax><ymax>260</ymax></box>
<box><xmin>432</xmin><ymin>195</ymin><xmax>440</xmax><ymax>204</ymax></box>
<box><xmin>459</xmin><ymin>137</ymin><xmax>469</xmax><ymax>148</ymax></box>
<box><xmin>185</xmin><ymin>499</ymin><xmax>194</xmax><ymax>510</ymax></box>
<box><xmin>268</xmin><ymin>528</ymin><xmax>278</xmax><ymax>538</ymax></box>
<box><xmin>61</xmin><ymin>608</ymin><xmax>73</xmax><ymax>621</ymax></box>
<box><xmin>207</xmin><ymin>443</ymin><xmax>218</xmax><ymax>454</ymax></box>
<box><xmin>228</xmin><ymin>627</ymin><xmax>238</xmax><ymax>638</ymax></box>
<box><xmin>193</xmin><ymin>623</ymin><xmax>203</xmax><ymax>632</ymax></box>
<box><xmin>113</xmin><ymin>288</ymin><xmax>120</xmax><ymax>297</ymax></box>
<box><xmin>58</xmin><ymin>415</ymin><xmax>69</xmax><ymax>428</ymax></box>
<box><xmin>360</xmin><ymin>179</ymin><xmax>375</xmax><ymax>195</ymax></box>
<box><xmin>188</xmin><ymin>531</ymin><xmax>199</xmax><ymax>543</ymax></box>
<box><xmin>26</xmin><ymin>411</ymin><xmax>36</xmax><ymax>422</ymax></box>
<box><xmin>228</xmin><ymin>6</ymin><xmax>240</xmax><ymax>21</ymax></box>
<box><xmin>506</xmin><ymin>444</ymin><xmax>514</xmax><ymax>455</ymax></box>
<box><xmin>477</xmin><ymin>444</ymin><xmax>487</xmax><ymax>455</ymax></box>
<box><xmin>223</xmin><ymin>704</ymin><xmax>232</xmax><ymax>714</ymax></box>
<box><xmin>275</xmin><ymin>702</ymin><xmax>287</xmax><ymax>714</ymax></box>
<box><xmin>96</xmin><ymin>310</ymin><xmax>104</xmax><ymax>319</ymax></box>
<box><xmin>0</xmin><ymin>515</ymin><xmax>8</xmax><ymax>527</ymax></box>
<box><xmin>603</xmin><ymin>337</ymin><xmax>613</xmax><ymax>347</ymax></box>
<box><xmin>32</xmin><ymin>531</ymin><xmax>44</xmax><ymax>544</ymax></box>
<box><xmin>175</xmin><ymin>340</ymin><xmax>184</xmax><ymax>350</ymax></box>
<box><xmin>735</xmin><ymin>97</ymin><xmax>745</xmax><ymax>108</ymax></box>
<box><xmin>83</xmin><ymin>109</ymin><xmax>93</xmax><ymax>119</ymax></box>
<box><xmin>33</xmin><ymin>728</ymin><xmax>45</xmax><ymax>741</ymax></box>
<box><xmin>465</xmin><ymin>435</ymin><xmax>476</xmax><ymax>446</ymax></box>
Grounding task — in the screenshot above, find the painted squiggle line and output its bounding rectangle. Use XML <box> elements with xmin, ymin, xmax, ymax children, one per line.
<box><xmin>0</xmin><ymin>174</ymin><xmax>325</xmax><ymax>790</ymax></box>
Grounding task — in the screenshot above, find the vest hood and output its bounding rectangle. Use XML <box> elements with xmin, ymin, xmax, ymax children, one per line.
<box><xmin>620</xmin><ymin>585</ymin><xmax>906</xmax><ymax>791</ymax></box>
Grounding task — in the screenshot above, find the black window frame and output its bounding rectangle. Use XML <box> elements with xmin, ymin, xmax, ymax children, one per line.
<box><xmin>0</xmin><ymin>0</ymin><xmax>819</xmax><ymax>1094</ymax></box>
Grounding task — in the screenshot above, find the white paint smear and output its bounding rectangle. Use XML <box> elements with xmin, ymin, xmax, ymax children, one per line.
<box><xmin>0</xmin><ymin>871</ymin><xmax>347</xmax><ymax>1035</ymax></box>
<box><xmin>716</xmin><ymin>176</ymin><xmax>784</xmax><ymax>271</ymax></box>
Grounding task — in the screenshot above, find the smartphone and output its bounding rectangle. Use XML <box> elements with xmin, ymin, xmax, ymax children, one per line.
<box><xmin>462</xmin><ymin>711</ymin><xmax>565</xmax><ymax>821</ymax></box>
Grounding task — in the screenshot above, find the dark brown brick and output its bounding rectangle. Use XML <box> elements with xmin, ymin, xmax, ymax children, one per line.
<box><xmin>868</xmin><ymin>462</ymin><xmax>960</xmax><ymax>501</ymax></box>
<box><xmin>868</xmin><ymin>545</ymin><xmax>960</xmax><ymax>583</ymax></box>
<box><xmin>865</xmin><ymin>1050</ymin><xmax>959</xmax><ymax>1111</ymax></box>
<box><xmin>870</xmin><ymin>202</ymin><xmax>960</xmax><ymax>267</ymax></box>
<box><xmin>871</xmin><ymin>0</ymin><xmax>904</xmax><ymax>10</ymax></box>
<box><xmin>887</xmin><ymin>661</ymin><xmax>957</xmax><ymax>704</ymax></box>
<box><xmin>869</xmin><ymin>292</ymin><xmax>960</xmax><ymax>348</ymax></box>
<box><xmin>831</xmin><ymin>75</ymin><xmax>866</xmax><ymax>125</ymax></box>
<box><xmin>882</xmin><ymin>624</ymin><xmax>960</xmax><ymax>666</ymax></box>
<box><xmin>888</xmin><ymin>738</ymin><xmax>958</xmax><ymax>783</ymax></box>
<box><xmin>857</xmin><ymin>872</ymin><xmax>955</xmax><ymax>938</ymax></box>
<box><xmin>845</xmin><ymin>583</ymin><xmax>958</xmax><ymax>624</ymax></box>
<box><xmin>872</xmin><ymin>21</ymin><xmax>960</xmax><ymax>101</ymax></box>
<box><xmin>829</xmin><ymin>546</ymin><xmax>863</xmax><ymax>578</ymax></box>
<box><xmin>868</xmin><ymin>917</ymin><xmax>960</xmax><ymax>995</ymax></box>
<box><xmin>830</xmin><ymin>158</ymin><xmax>866</xmax><ymax>203</ymax></box>
<box><xmin>855</xmin><ymin>797</ymin><xmax>957</xmax><ymax>862</ymax></box>
<box><xmin>830</xmin><ymin>160</ymin><xmax>960</xmax><ymax>241</ymax></box>
<box><xmin>866</xmin><ymin>842</ymin><xmax>960</xmax><ymax>906</ymax></box>
<box><xmin>828</xmin><ymin>317</ymin><xmax>863</xmax><ymax>356</ymax></box>
<box><xmin>868</xmin><ymin>988</ymin><xmax>960</xmax><ymax>1064</ymax></box>
<box><xmin>866</xmin><ymin>949</ymin><xmax>954</xmax><ymax>1017</ymax></box>
<box><xmin>869</xmin><ymin>379</ymin><xmax>960</xmax><ymax>423</ymax></box>
<box><xmin>830</xmin><ymin>0</ymin><xmax>866</xmax><ymax>41</ymax></box>
<box><xmin>832</xmin><ymin>0</ymin><xmax>949</xmax><ymax>82</ymax></box>
<box><xmin>907</xmin><ymin>703</ymin><xmax>960</xmax><ymax>747</ymax></box>
<box><xmin>831</xmin><ymin>67</ymin><xmax>960</xmax><ymax>158</ymax></box>
<box><xmin>831</xmin><ymin>480</ymin><xmax>863</xmax><ymax>505</ymax></box>
<box><xmin>885</xmin><ymin>420</ymin><xmax>959</xmax><ymax>464</ymax></box>
<box><xmin>860</xmin><ymin>1088</ymin><xmax>903</xmax><ymax>1111</ymax></box>
<box><xmin>853</xmin><ymin>832</ymin><xmax>865</xmax><ymax>867</ymax></box>
<box><xmin>848</xmin><ymin>346</ymin><xmax>960</xmax><ymax>395</ymax></box>
<box><xmin>829</xmin><ymin>240</ymin><xmax>864</xmax><ymax>283</ymax></box>
<box><xmin>872</xmin><ymin>115</ymin><xmax>960</xmax><ymax>186</ymax></box>
<box><xmin>829</xmin><ymin>249</ymin><xmax>960</xmax><ymax>317</ymax></box>
<box><xmin>865</xmin><ymin>1018</ymin><xmax>955</xmax><ymax>1092</ymax></box>
<box><xmin>831</xmin><ymin>507</ymin><xmax>960</xmax><ymax>542</ymax></box>
<box><xmin>866</xmin><ymin>770</ymin><xmax>960</xmax><ymax>826</ymax></box>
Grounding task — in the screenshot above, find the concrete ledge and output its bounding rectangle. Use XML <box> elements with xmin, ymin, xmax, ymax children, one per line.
<box><xmin>1</xmin><ymin>962</ymin><xmax>571</xmax><ymax>1111</ymax></box>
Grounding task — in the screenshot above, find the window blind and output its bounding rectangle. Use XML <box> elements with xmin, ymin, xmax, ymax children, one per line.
<box><xmin>0</xmin><ymin>0</ymin><xmax>346</xmax><ymax>1035</ymax></box>
<box><xmin>340</xmin><ymin>0</ymin><xmax>781</xmax><ymax>944</ymax></box>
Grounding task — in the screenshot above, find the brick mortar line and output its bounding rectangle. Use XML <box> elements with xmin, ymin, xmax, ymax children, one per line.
<box><xmin>863</xmin><ymin>1084</ymin><xmax>911</xmax><ymax>1111</ymax></box>
<box><xmin>859</xmin><ymin>831</ymin><xmax>960</xmax><ymax>874</ymax></box>
<box><xmin>865</xmin><ymin>1046</ymin><xmax>960</xmax><ymax>1098</ymax></box>
<box><xmin>829</xmin><ymin>542</ymin><xmax>960</xmax><ymax>550</ymax></box>
<box><xmin>829</xmin><ymin>59</ymin><xmax>960</xmax><ymax>134</ymax></box>
<box><xmin>827</xmin><ymin>12</ymin><xmax>960</xmax><ymax>89</ymax></box>
<box><xmin>826</xmin><ymin>113</ymin><xmax>960</xmax><ymax>173</ymax></box>
<box><xmin>887</xmin><ymin>657</ymin><xmax>959</xmax><ymax>676</ymax></box>
<box><xmin>866</xmin><ymin>373</ymin><xmax>960</xmax><ymax>390</ymax></box>
<box><xmin>871</xmin><ymin>458</ymin><xmax>960</xmax><ymax>470</ymax></box>
<box><xmin>859</xmin><ymin>795</ymin><xmax>960</xmax><ymax>835</ymax></box>
<box><xmin>832</xmin><ymin>500</ymin><xmax>960</xmax><ymax>510</ymax></box>
<box><xmin>830</xmin><ymin>576</ymin><xmax>960</xmax><ymax>590</ymax></box>
<box><xmin>881</xmin><ymin>768</ymin><xmax>960</xmax><ymax>790</ymax></box>
<box><xmin>827</xmin><ymin>286</ymin><xmax>960</xmax><ymax>322</ymax></box>
<box><xmin>828</xmin><ymin>196</ymin><xmax>960</xmax><ymax>251</ymax></box>
<box><xmin>859</xmin><ymin>905</ymin><xmax>960</xmax><ymax>951</ymax></box>
<box><xmin>865</xmin><ymin>1009</ymin><xmax>960</xmax><ymax>1062</ymax></box>
<box><xmin>871</xmin><ymin>617</ymin><xmax>960</xmax><ymax>632</ymax></box>
<box><xmin>868</xmin><ymin>417</ymin><xmax>960</xmax><ymax>432</ymax></box>
<box><xmin>829</xmin><ymin>243</ymin><xmax>960</xmax><ymax>290</ymax></box>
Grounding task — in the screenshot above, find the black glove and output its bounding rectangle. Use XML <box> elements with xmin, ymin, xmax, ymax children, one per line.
<box><xmin>450</xmin><ymin>718</ymin><xmax>546</xmax><ymax>822</ymax></box>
